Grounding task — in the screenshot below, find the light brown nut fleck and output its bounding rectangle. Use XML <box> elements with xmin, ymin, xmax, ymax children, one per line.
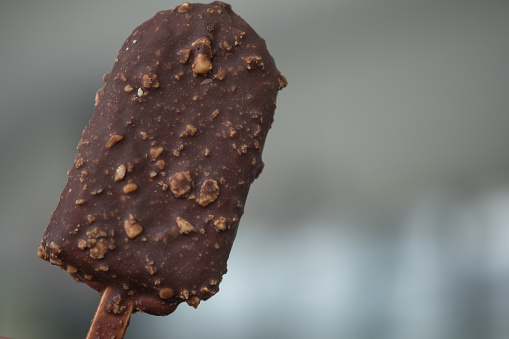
<box><xmin>192</xmin><ymin>54</ymin><xmax>212</xmax><ymax>74</ymax></box>
<box><xmin>95</xmin><ymin>88</ymin><xmax>104</xmax><ymax>107</ymax></box>
<box><xmin>75</xmin><ymin>157</ymin><xmax>84</xmax><ymax>168</ymax></box>
<box><xmin>158</xmin><ymin>181</ymin><xmax>169</xmax><ymax>190</ymax></box>
<box><xmin>145</xmin><ymin>264</ymin><xmax>157</xmax><ymax>275</ymax></box>
<box><xmin>176</xmin><ymin>216</ymin><xmax>195</xmax><ymax>234</ymax></box>
<box><xmin>140</xmin><ymin>131</ymin><xmax>149</xmax><ymax>139</ymax></box>
<box><xmin>124</xmin><ymin>219</ymin><xmax>143</xmax><ymax>239</ymax></box>
<box><xmin>211</xmin><ymin>109</ymin><xmax>220</xmax><ymax>119</ymax></box>
<box><xmin>214</xmin><ymin>217</ymin><xmax>227</xmax><ymax>231</ymax></box>
<box><xmin>49</xmin><ymin>257</ymin><xmax>63</xmax><ymax>266</ymax></box>
<box><xmin>123</xmin><ymin>183</ymin><xmax>138</xmax><ymax>194</ymax></box>
<box><xmin>86</xmin><ymin>227</ymin><xmax>107</xmax><ymax>239</ymax></box>
<box><xmin>192</xmin><ymin>37</ymin><xmax>212</xmax><ymax>55</ymax></box>
<box><xmin>84</xmin><ymin>274</ymin><xmax>93</xmax><ymax>280</ymax></box>
<box><xmin>204</xmin><ymin>148</ymin><xmax>211</xmax><ymax>156</ymax></box>
<box><xmin>67</xmin><ymin>265</ymin><xmax>78</xmax><ymax>274</ymax></box>
<box><xmin>221</xmin><ymin>41</ymin><xmax>232</xmax><ymax>51</ymax></box>
<box><xmin>155</xmin><ymin>159</ymin><xmax>165</xmax><ymax>169</ymax></box>
<box><xmin>115</xmin><ymin>164</ymin><xmax>127</xmax><ymax>182</ymax></box>
<box><xmin>186</xmin><ymin>296</ymin><xmax>201</xmax><ymax>308</ymax></box>
<box><xmin>180</xmin><ymin>289</ymin><xmax>190</xmax><ymax>299</ymax></box>
<box><xmin>169</xmin><ymin>171</ymin><xmax>193</xmax><ymax>198</ymax></box>
<box><xmin>118</xmin><ymin>72</ymin><xmax>127</xmax><ymax>82</ymax></box>
<box><xmin>91</xmin><ymin>188</ymin><xmax>103</xmax><ymax>195</ymax></box>
<box><xmin>142</xmin><ymin>73</ymin><xmax>160</xmax><ymax>89</ymax></box>
<box><xmin>78</xmin><ymin>239</ymin><xmax>88</xmax><ymax>250</ymax></box>
<box><xmin>278</xmin><ymin>75</ymin><xmax>288</xmax><ymax>90</ymax></box>
<box><xmin>178</xmin><ymin>2</ymin><xmax>193</xmax><ymax>12</ymax></box>
<box><xmin>232</xmin><ymin>28</ymin><xmax>245</xmax><ymax>44</ymax></box>
<box><xmin>124</xmin><ymin>84</ymin><xmax>134</xmax><ymax>93</ymax></box>
<box><xmin>159</xmin><ymin>287</ymin><xmax>175</xmax><ymax>299</ymax></box>
<box><xmin>89</xmin><ymin>238</ymin><xmax>108</xmax><ymax>259</ymax></box>
<box><xmin>178</xmin><ymin>49</ymin><xmax>191</xmax><ymax>64</ymax></box>
<box><xmin>246</xmin><ymin>55</ymin><xmax>265</xmax><ymax>70</ymax></box>
<box><xmin>137</xmin><ymin>87</ymin><xmax>145</xmax><ymax>97</ymax></box>
<box><xmin>149</xmin><ymin>171</ymin><xmax>158</xmax><ymax>178</ymax></box>
<box><xmin>47</xmin><ymin>242</ymin><xmax>61</xmax><ymax>254</ymax></box>
<box><xmin>180</xmin><ymin>124</ymin><xmax>197</xmax><ymax>137</ymax></box>
<box><xmin>213</xmin><ymin>68</ymin><xmax>226</xmax><ymax>80</ymax></box>
<box><xmin>106</xmin><ymin>135</ymin><xmax>124</xmax><ymax>149</ymax></box>
<box><xmin>150</xmin><ymin>146</ymin><xmax>164</xmax><ymax>159</ymax></box>
<box><xmin>196</xmin><ymin>179</ymin><xmax>220</xmax><ymax>207</ymax></box>
<box><xmin>75</xmin><ymin>199</ymin><xmax>86</xmax><ymax>205</ymax></box>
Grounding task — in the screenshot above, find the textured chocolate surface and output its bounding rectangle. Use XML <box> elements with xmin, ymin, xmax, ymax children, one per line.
<box><xmin>38</xmin><ymin>1</ymin><xmax>286</xmax><ymax>316</ymax></box>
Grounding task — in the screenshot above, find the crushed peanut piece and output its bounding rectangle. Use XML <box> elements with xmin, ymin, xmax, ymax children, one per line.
<box><xmin>89</xmin><ymin>238</ymin><xmax>108</xmax><ymax>259</ymax></box>
<box><xmin>123</xmin><ymin>183</ymin><xmax>138</xmax><ymax>193</ymax></box>
<box><xmin>67</xmin><ymin>265</ymin><xmax>78</xmax><ymax>274</ymax></box>
<box><xmin>221</xmin><ymin>41</ymin><xmax>232</xmax><ymax>51</ymax></box>
<box><xmin>106</xmin><ymin>135</ymin><xmax>124</xmax><ymax>149</ymax></box>
<box><xmin>115</xmin><ymin>164</ymin><xmax>126</xmax><ymax>182</ymax></box>
<box><xmin>246</xmin><ymin>55</ymin><xmax>265</xmax><ymax>70</ymax></box>
<box><xmin>176</xmin><ymin>216</ymin><xmax>195</xmax><ymax>234</ymax></box>
<box><xmin>192</xmin><ymin>54</ymin><xmax>212</xmax><ymax>74</ymax></box>
<box><xmin>214</xmin><ymin>217</ymin><xmax>228</xmax><ymax>231</ymax></box>
<box><xmin>186</xmin><ymin>296</ymin><xmax>201</xmax><ymax>308</ymax></box>
<box><xmin>213</xmin><ymin>68</ymin><xmax>226</xmax><ymax>80</ymax></box>
<box><xmin>178</xmin><ymin>2</ymin><xmax>193</xmax><ymax>12</ymax></box>
<box><xmin>178</xmin><ymin>49</ymin><xmax>191</xmax><ymax>64</ymax></box>
<box><xmin>159</xmin><ymin>287</ymin><xmax>175</xmax><ymax>299</ymax></box>
<box><xmin>95</xmin><ymin>88</ymin><xmax>104</xmax><ymax>107</ymax></box>
<box><xmin>155</xmin><ymin>159</ymin><xmax>165</xmax><ymax>169</ymax></box>
<box><xmin>169</xmin><ymin>171</ymin><xmax>193</xmax><ymax>197</ymax></box>
<box><xmin>150</xmin><ymin>146</ymin><xmax>164</xmax><ymax>159</ymax></box>
<box><xmin>124</xmin><ymin>218</ymin><xmax>143</xmax><ymax>239</ymax></box>
<box><xmin>124</xmin><ymin>85</ymin><xmax>134</xmax><ymax>93</ymax></box>
<box><xmin>75</xmin><ymin>157</ymin><xmax>84</xmax><ymax>168</ymax></box>
<box><xmin>142</xmin><ymin>73</ymin><xmax>160</xmax><ymax>89</ymax></box>
<box><xmin>278</xmin><ymin>75</ymin><xmax>288</xmax><ymax>90</ymax></box>
<box><xmin>86</xmin><ymin>227</ymin><xmax>107</xmax><ymax>239</ymax></box>
<box><xmin>180</xmin><ymin>124</ymin><xmax>197</xmax><ymax>137</ymax></box>
<box><xmin>196</xmin><ymin>179</ymin><xmax>220</xmax><ymax>206</ymax></box>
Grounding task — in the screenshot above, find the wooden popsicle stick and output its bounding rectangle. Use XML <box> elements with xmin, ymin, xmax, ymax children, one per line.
<box><xmin>86</xmin><ymin>286</ymin><xmax>134</xmax><ymax>339</ymax></box>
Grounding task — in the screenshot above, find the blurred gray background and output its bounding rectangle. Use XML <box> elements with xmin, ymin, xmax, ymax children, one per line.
<box><xmin>1</xmin><ymin>0</ymin><xmax>509</xmax><ymax>338</ymax></box>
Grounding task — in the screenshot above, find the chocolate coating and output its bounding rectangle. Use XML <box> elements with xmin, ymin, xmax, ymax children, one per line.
<box><xmin>37</xmin><ymin>1</ymin><xmax>286</xmax><ymax>316</ymax></box>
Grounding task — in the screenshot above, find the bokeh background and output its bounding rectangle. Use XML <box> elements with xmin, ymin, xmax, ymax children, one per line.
<box><xmin>1</xmin><ymin>0</ymin><xmax>509</xmax><ymax>338</ymax></box>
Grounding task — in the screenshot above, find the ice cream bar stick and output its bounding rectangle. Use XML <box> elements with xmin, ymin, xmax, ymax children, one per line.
<box><xmin>86</xmin><ymin>287</ymin><xmax>133</xmax><ymax>339</ymax></box>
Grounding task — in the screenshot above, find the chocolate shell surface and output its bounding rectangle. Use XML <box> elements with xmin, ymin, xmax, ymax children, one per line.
<box><xmin>38</xmin><ymin>1</ymin><xmax>286</xmax><ymax>316</ymax></box>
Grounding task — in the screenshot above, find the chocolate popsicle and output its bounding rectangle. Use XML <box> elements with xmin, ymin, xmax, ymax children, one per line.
<box><xmin>37</xmin><ymin>1</ymin><xmax>286</xmax><ymax>337</ymax></box>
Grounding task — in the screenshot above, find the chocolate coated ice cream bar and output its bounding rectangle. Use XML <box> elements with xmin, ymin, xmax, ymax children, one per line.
<box><xmin>38</xmin><ymin>1</ymin><xmax>286</xmax><ymax>336</ymax></box>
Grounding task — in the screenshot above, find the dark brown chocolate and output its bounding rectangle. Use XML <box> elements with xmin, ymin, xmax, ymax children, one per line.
<box><xmin>38</xmin><ymin>1</ymin><xmax>286</xmax><ymax>316</ymax></box>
